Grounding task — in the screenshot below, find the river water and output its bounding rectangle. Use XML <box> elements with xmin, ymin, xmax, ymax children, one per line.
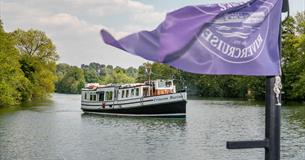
<box><xmin>0</xmin><ymin>94</ymin><xmax>304</xmax><ymax>160</ymax></box>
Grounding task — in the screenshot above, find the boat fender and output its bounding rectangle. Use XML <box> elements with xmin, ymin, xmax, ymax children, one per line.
<box><xmin>102</xmin><ymin>102</ymin><xmax>106</xmax><ymax>108</ymax></box>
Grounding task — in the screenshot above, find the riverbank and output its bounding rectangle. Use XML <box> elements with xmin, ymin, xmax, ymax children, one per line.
<box><xmin>2</xmin><ymin>93</ymin><xmax>305</xmax><ymax>110</ymax></box>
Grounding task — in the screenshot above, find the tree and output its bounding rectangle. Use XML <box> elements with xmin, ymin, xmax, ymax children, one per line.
<box><xmin>12</xmin><ymin>29</ymin><xmax>59</xmax><ymax>62</ymax></box>
<box><xmin>281</xmin><ymin>12</ymin><xmax>305</xmax><ymax>101</ymax></box>
<box><xmin>287</xmin><ymin>12</ymin><xmax>305</xmax><ymax>100</ymax></box>
<box><xmin>56</xmin><ymin>65</ymin><xmax>85</xmax><ymax>94</ymax></box>
<box><xmin>126</xmin><ymin>67</ymin><xmax>138</xmax><ymax>78</ymax></box>
<box><xmin>56</xmin><ymin>63</ymin><xmax>71</xmax><ymax>80</ymax></box>
<box><xmin>137</xmin><ymin>65</ymin><xmax>148</xmax><ymax>83</ymax></box>
<box><xmin>0</xmin><ymin>20</ymin><xmax>31</xmax><ymax>105</ymax></box>
<box><xmin>84</xmin><ymin>69</ymin><xmax>100</xmax><ymax>83</ymax></box>
<box><xmin>295</xmin><ymin>12</ymin><xmax>305</xmax><ymax>34</ymax></box>
<box><xmin>12</xmin><ymin>29</ymin><xmax>59</xmax><ymax>99</ymax></box>
<box><xmin>100</xmin><ymin>68</ymin><xmax>135</xmax><ymax>84</ymax></box>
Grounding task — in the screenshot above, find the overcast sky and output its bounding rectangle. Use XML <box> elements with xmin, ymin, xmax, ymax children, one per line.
<box><xmin>1</xmin><ymin>0</ymin><xmax>304</xmax><ymax>68</ymax></box>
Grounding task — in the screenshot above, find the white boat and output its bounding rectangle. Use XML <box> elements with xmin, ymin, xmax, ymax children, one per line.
<box><xmin>81</xmin><ymin>79</ymin><xmax>187</xmax><ymax>117</ymax></box>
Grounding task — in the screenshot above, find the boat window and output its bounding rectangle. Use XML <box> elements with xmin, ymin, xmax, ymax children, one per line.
<box><xmin>93</xmin><ymin>94</ymin><xmax>96</xmax><ymax>101</ymax></box>
<box><xmin>131</xmin><ymin>89</ymin><xmax>134</xmax><ymax>97</ymax></box>
<box><xmin>143</xmin><ymin>88</ymin><xmax>148</xmax><ymax>97</ymax></box>
<box><xmin>135</xmin><ymin>88</ymin><xmax>140</xmax><ymax>96</ymax></box>
<box><xmin>84</xmin><ymin>92</ymin><xmax>87</xmax><ymax>100</ymax></box>
<box><xmin>166</xmin><ymin>81</ymin><xmax>172</xmax><ymax>87</ymax></box>
<box><xmin>99</xmin><ymin>91</ymin><xmax>104</xmax><ymax>101</ymax></box>
<box><xmin>158</xmin><ymin>81</ymin><xmax>166</xmax><ymax>88</ymax></box>
<box><xmin>114</xmin><ymin>90</ymin><xmax>118</xmax><ymax>99</ymax></box>
<box><xmin>106</xmin><ymin>91</ymin><xmax>113</xmax><ymax>101</ymax></box>
<box><xmin>126</xmin><ymin>90</ymin><xmax>129</xmax><ymax>98</ymax></box>
<box><xmin>121</xmin><ymin>90</ymin><xmax>125</xmax><ymax>98</ymax></box>
<box><xmin>90</xmin><ymin>95</ymin><xmax>93</xmax><ymax>101</ymax></box>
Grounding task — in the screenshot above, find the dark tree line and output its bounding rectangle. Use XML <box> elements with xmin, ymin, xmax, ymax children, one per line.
<box><xmin>55</xmin><ymin>63</ymin><xmax>137</xmax><ymax>94</ymax></box>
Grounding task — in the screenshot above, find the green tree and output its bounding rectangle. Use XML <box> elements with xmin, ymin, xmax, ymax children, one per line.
<box><xmin>295</xmin><ymin>12</ymin><xmax>305</xmax><ymax>34</ymax></box>
<box><xmin>126</xmin><ymin>67</ymin><xmax>138</xmax><ymax>78</ymax></box>
<box><xmin>56</xmin><ymin>65</ymin><xmax>85</xmax><ymax>94</ymax></box>
<box><xmin>100</xmin><ymin>68</ymin><xmax>135</xmax><ymax>84</ymax></box>
<box><xmin>12</xmin><ymin>29</ymin><xmax>59</xmax><ymax>62</ymax></box>
<box><xmin>281</xmin><ymin>13</ymin><xmax>305</xmax><ymax>101</ymax></box>
<box><xmin>0</xmin><ymin>20</ymin><xmax>31</xmax><ymax>106</ymax></box>
<box><xmin>288</xmin><ymin>12</ymin><xmax>305</xmax><ymax>100</ymax></box>
<box><xmin>56</xmin><ymin>63</ymin><xmax>71</xmax><ymax>80</ymax></box>
<box><xmin>137</xmin><ymin>62</ymin><xmax>178</xmax><ymax>82</ymax></box>
<box><xmin>12</xmin><ymin>29</ymin><xmax>59</xmax><ymax>99</ymax></box>
<box><xmin>137</xmin><ymin>65</ymin><xmax>148</xmax><ymax>83</ymax></box>
<box><xmin>84</xmin><ymin>69</ymin><xmax>100</xmax><ymax>83</ymax></box>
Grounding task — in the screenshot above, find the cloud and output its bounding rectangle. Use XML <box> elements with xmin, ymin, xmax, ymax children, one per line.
<box><xmin>132</xmin><ymin>11</ymin><xmax>165</xmax><ymax>25</ymax></box>
<box><xmin>38</xmin><ymin>13</ymin><xmax>103</xmax><ymax>35</ymax></box>
<box><xmin>73</xmin><ymin>0</ymin><xmax>155</xmax><ymax>13</ymax></box>
<box><xmin>39</xmin><ymin>13</ymin><xmax>83</xmax><ymax>27</ymax></box>
<box><xmin>1</xmin><ymin>0</ymin><xmax>166</xmax><ymax>67</ymax></box>
<box><xmin>71</xmin><ymin>0</ymin><xmax>165</xmax><ymax>26</ymax></box>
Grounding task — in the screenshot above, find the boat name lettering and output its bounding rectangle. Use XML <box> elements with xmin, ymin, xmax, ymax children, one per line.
<box><xmin>170</xmin><ymin>95</ymin><xmax>183</xmax><ymax>99</ymax></box>
<box><xmin>154</xmin><ymin>97</ymin><xmax>169</xmax><ymax>101</ymax></box>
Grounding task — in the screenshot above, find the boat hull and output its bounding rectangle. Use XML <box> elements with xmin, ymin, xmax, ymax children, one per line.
<box><xmin>81</xmin><ymin>92</ymin><xmax>187</xmax><ymax>117</ymax></box>
<box><xmin>82</xmin><ymin>100</ymin><xmax>186</xmax><ymax>118</ymax></box>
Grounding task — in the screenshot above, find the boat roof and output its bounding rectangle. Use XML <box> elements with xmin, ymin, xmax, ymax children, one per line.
<box><xmin>83</xmin><ymin>79</ymin><xmax>174</xmax><ymax>91</ymax></box>
<box><xmin>83</xmin><ymin>83</ymin><xmax>147</xmax><ymax>91</ymax></box>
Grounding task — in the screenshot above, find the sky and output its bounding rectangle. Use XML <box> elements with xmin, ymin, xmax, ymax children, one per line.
<box><xmin>1</xmin><ymin>0</ymin><xmax>304</xmax><ymax>68</ymax></box>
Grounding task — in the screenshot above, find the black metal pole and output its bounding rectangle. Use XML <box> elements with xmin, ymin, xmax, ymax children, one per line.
<box><xmin>226</xmin><ymin>0</ymin><xmax>287</xmax><ymax>159</ymax></box>
<box><xmin>227</xmin><ymin>77</ymin><xmax>281</xmax><ymax>160</ymax></box>
<box><xmin>265</xmin><ymin>76</ymin><xmax>281</xmax><ymax>160</ymax></box>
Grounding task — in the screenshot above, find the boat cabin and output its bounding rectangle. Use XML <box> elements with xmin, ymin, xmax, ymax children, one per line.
<box><xmin>81</xmin><ymin>80</ymin><xmax>176</xmax><ymax>102</ymax></box>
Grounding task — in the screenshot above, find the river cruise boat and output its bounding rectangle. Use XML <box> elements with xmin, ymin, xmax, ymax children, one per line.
<box><xmin>81</xmin><ymin>79</ymin><xmax>187</xmax><ymax>117</ymax></box>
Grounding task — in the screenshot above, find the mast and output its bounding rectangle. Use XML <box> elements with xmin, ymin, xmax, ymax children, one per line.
<box><xmin>145</xmin><ymin>62</ymin><xmax>152</xmax><ymax>96</ymax></box>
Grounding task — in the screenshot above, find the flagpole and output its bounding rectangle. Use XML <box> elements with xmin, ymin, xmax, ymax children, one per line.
<box><xmin>265</xmin><ymin>0</ymin><xmax>288</xmax><ymax>157</ymax></box>
<box><xmin>227</xmin><ymin>76</ymin><xmax>281</xmax><ymax>160</ymax></box>
<box><xmin>265</xmin><ymin>76</ymin><xmax>281</xmax><ymax>160</ymax></box>
<box><xmin>227</xmin><ymin>0</ymin><xmax>288</xmax><ymax>160</ymax></box>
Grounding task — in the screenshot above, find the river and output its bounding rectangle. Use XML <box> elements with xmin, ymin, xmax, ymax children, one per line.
<box><xmin>0</xmin><ymin>94</ymin><xmax>304</xmax><ymax>160</ymax></box>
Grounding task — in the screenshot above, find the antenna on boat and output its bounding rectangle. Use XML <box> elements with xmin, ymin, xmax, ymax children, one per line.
<box><xmin>145</xmin><ymin>62</ymin><xmax>152</xmax><ymax>96</ymax></box>
<box><xmin>146</xmin><ymin>65</ymin><xmax>151</xmax><ymax>83</ymax></box>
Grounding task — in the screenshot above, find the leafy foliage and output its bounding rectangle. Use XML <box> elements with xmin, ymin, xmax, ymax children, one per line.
<box><xmin>12</xmin><ymin>29</ymin><xmax>59</xmax><ymax>62</ymax></box>
<box><xmin>0</xmin><ymin>20</ymin><xmax>58</xmax><ymax>106</ymax></box>
<box><xmin>281</xmin><ymin>13</ymin><xmax>305</xmax><ymax>101</ymax></box>
<box><xmin>56</xmin><ymin>64</ymin><xmax>85</xmax><ymax>94</ymax></box>
<box><xmin>12</xmin><ymin>29</ymin><xmax>58</xmax><ymax>100</ymax></box>
<box><xmin>81</xmin><ymin>63</ymin><xmax>136</xmax><ymax>84</ymax></box>
<box><xmin>0</xmin><ymin>22</ymin><xmax>31</xmax><ymax>105</ymax></box>
<box><xmin>55</xmin><ymin>63</ymin><xmax>136</xmax><ymax>94</ymax></box>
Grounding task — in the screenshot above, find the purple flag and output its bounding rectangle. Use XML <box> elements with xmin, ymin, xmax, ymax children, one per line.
<box><xmin>101</xmin><ymin>0</ymin><xmax>282</xmax><ymax>76</ymax></box>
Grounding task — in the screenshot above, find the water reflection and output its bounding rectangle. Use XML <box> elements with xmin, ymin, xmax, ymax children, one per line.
<box><xmin>281</xmin><ymin>105</ymin><xmax>305</xmax><ymax>160</ymax></box>
<box><xmin>80</xmin><ymin>113</ymin><xmax>187</xmax><ymax>160</ymax></box>
<box><xmin>81</xmin><ymin>113</ymin><xmax>186</xmax><ymax>127</ymax></box>
<box><xmin>0</xmin><ymin>97</ymin><xmax>55</xmax><ymax>115</ymax></box>
<box><xmin>284</xmin><ymin>106</ymin><xmax>305</xmax><ymax>128</ymax></box>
